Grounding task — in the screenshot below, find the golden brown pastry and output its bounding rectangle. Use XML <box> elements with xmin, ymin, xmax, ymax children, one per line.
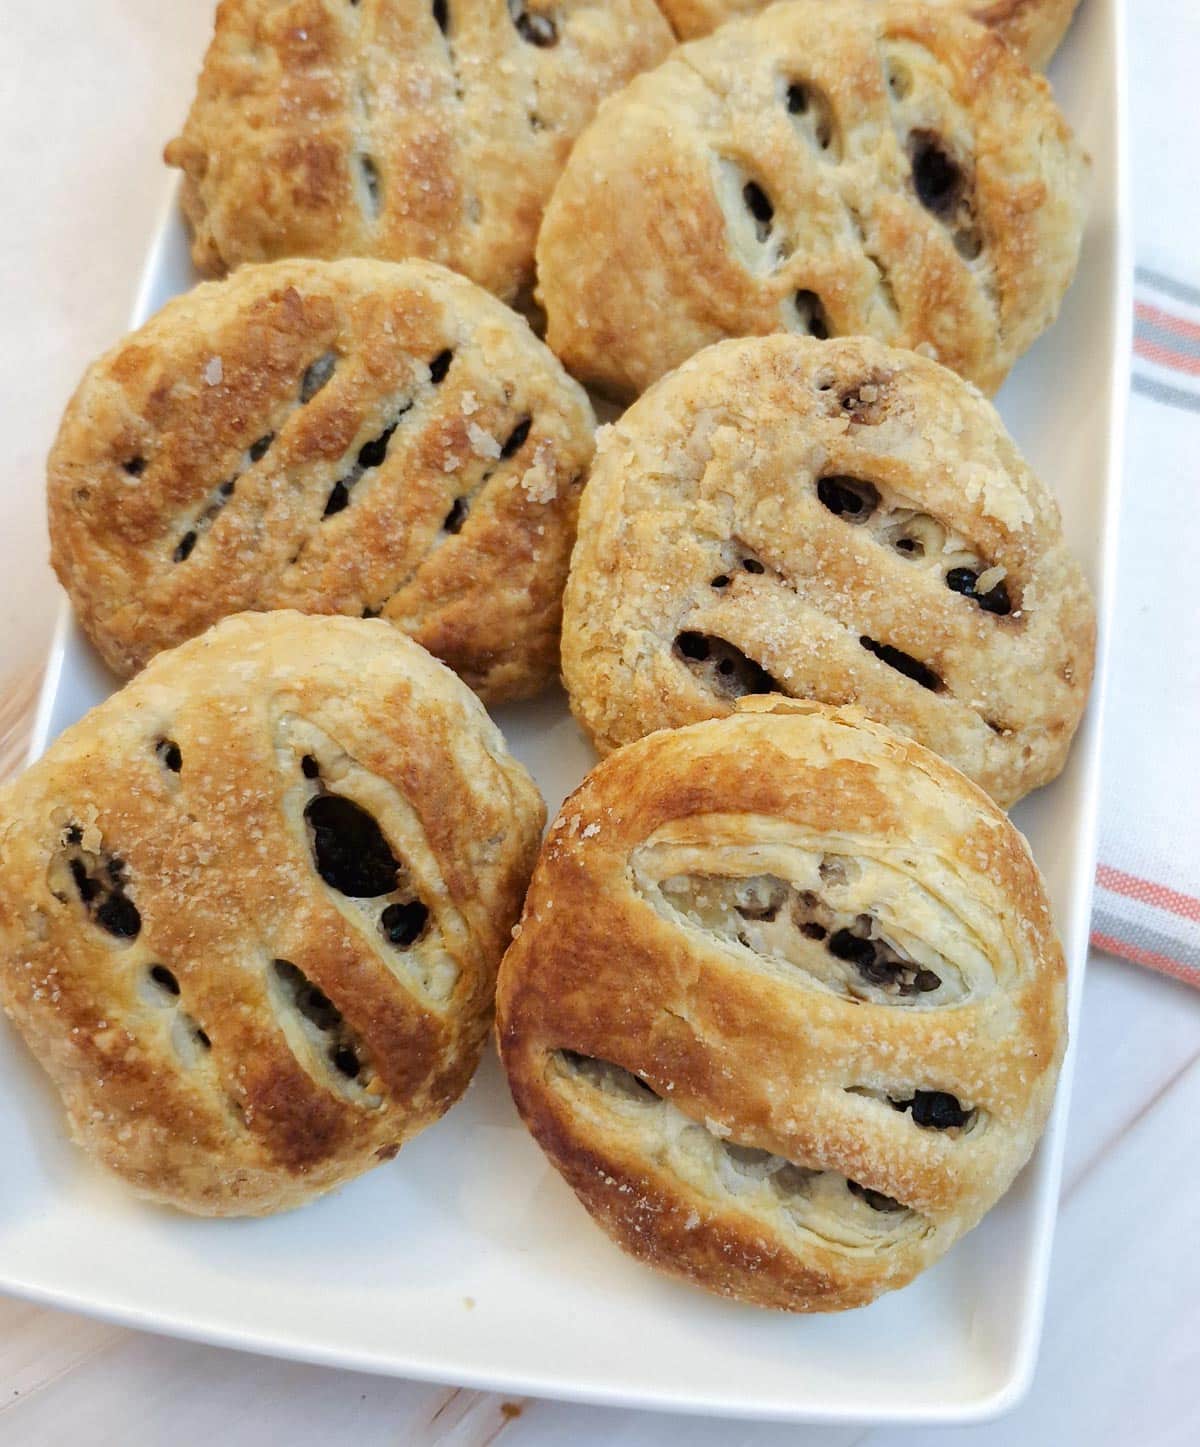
<box><xmin>537</xmin><ymin>0</ymin><xmax>1087</xmax><ymax>400</ymax></box>
<box><xmin>48</xmin><ymin>257</ymin><xmax>596</xmax><ymax>702</ymax></box>
<box><xmin>656</xmin><ymin>0</ymin><xmax>1080</xmax><ymax>70</ymax></box>
<box><xmin>165</xmin><ymin>0</ymin><xmax>674</xmax><ymax>299</ymax></box>
<box><xmin>562</xmin><ymin>334</ymin><xmax>1095</xmax><ymax>808</ymax></box>
<box><xmin>0</xmin><ymin>611</ymin><xmax>544</xmax><ymax>1215</ymax></box>
<box><xmin>497</xmin><ymin>701</ymin><xmax>1067</xmax><ymax>1311</ymax></box>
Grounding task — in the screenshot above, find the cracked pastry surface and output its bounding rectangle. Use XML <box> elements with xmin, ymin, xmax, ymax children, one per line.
<box><xmin>47</xmin><ymin>257</ymin><xmax>596</xmax><ymax>702</ymax></box>
<box><xmin>496</xmin><ymin>702</ymin><xmax>1067</xmax><ymax>1311</ymax></box>
<box><xmin>656</xmin><ymin>0</ymin><xmax>1080</xmax><ymax>69</ymax></box>
<box><xmin>537</xmin><ymin>0</ymin><xmax>1087</xmax><ymax>399</ymax></box>
<box><xmin>561</xmin><ymin>334</ymin><xmax>1095</xmax><ymax>808</ymax></box>
<box><xmin>164</xmin><ymin>0</ymin><xmax>674</xmax><ymax>299</ymax></box>
<box><xmin>0</xmin><ymin>611</ymin><xmax>545</xmax><ymax>1216</ymax></box>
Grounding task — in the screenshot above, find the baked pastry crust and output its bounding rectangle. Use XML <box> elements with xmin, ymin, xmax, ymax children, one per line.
<box><xmin>537</xmin><ymin>0</ymin><xmax>1087</xmax><ymax>399</ymax></box>
<box><xmin>561</xmin><ymin>334</ymin><xmax>1095</xmax><ymax>808</ymax></box>
<box><xmin>970</xmin><ymin>0</ymin><xmax>1081</xmax><ymax>69</ymax></box>
<box><xmin>48</xmin><ymin>257</ymin><xmax>595</xmax><ymax>702</ymax></box>
<box><xmin>656</xmin><ymin>0</ymin><xmax>1080</xmax><ymax>70</ymax></box>
<box><xmin>165</xmin><ymin>0</ymin><xmax>674</xmax><ymax>299</ymax></box>
<box><xmin>0</xmin><ymin>611</ymin><xmax>545</xmax><ymax>1215</ymax></box>
<box><xmin>497</xmin><ymin>701</ymin><xmax>1067</xmax><ymax>1311</ymax></box>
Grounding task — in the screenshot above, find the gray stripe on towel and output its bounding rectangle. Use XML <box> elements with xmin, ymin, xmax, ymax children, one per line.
<box><xmin>1136</xmin><ymin>267</ymin><xmax>1200</xmax><ymax>308</ymax></box>
<box><xmin>1093</xmin><ymin>906</ymin><xmax>1200</xmax><ymax>972</ymax></box>
<box><xmin>1132</xmin><ymin>372</ymin><xmax>1200</xmax><ymax>414</ymax></box>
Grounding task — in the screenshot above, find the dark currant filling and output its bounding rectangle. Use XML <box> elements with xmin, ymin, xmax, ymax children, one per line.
<box><xmin>946</xmin><ymin>566</ymin><xmax>1012</xmax><ymax>616</ymax></box>
<box><xmin>909</xmin><ymin>132</ymin><xmax>964</xmax><ymax>217</ymax></box>
<box><xmin>66</xmin><ymin>848</ymin><xmax>142</xmax><ymax>940</ymax></box>
<box><xmin>273</xmin><ymin>959</ymin><xmax>369</xmax><ymax>1083</ymax></box>
<box><xmin>558</xmin><ymin>1054</ymin><xmax>918</xmax><ymax>1222</ymax></box>
<box><xmin>892</xmin><ymin>1090</ymin><xmax>970</xmax><ymax>1129</ymax></box>
<box><xmin>817</xmin><ymin>475</ymin><xmax>879</xmax><ymax>521</ymax></box>
<box><xmin>304</xmin><ymin>794</ymin><xmax>399</xmax><ymax>897</ymax></box>
<box><xmin>149</xmin><ymin>964</ymin><xmax>180</xmax><ymax>996</ymax></box>
<box><xmin>742</xmin><ymin>180</ymin><xmax>774</xmax><ymax>242</ymax></box>
<box><xmin>324</xmin><ymin>412</ymin><xmax>406</xmax><ymax>517</ymax></box>
<box><xmin>358</xmin><ymin>154</ymin><xmax>382</xmax><ymax>214</ymax></box>
<box><xmin>500</xmin><ymin>417</ymin><xmax>532</xmax><ymax>458</ymax></box>
<box><xmin>300</xmin><ymin>757</ymin><xmax>432</xmax><ymax>952</ymax></box>
<box><xmin>156</xmin><ymin>738</ymin><xmax>183</xmax><ymax>773</ymax></box>
<box><xmin>380</xmin><ymin>900</ymin><xmax>429</xmax><ymax>948</ymax></box>
<box><xmin>859</xmin><ymin>636</ymin><xmax>942</xmax><ymax>692</ymax></box>
<box><xmin>510</xmin><ymin>2</ymin><xmax>557</xmax><ymax>46</ymax></box>
<box><xmin>794</xmin><ymin>289</ymin><xmax>830</xmax><ymax>339</ymax></box>
<box><xmin>828</xmin><ymin>925</ymin><xmax>941</xmax><ymax>995</ymax></box>
<box><xmin>299</xmin><ymin>352</ymin><xmax>337</xmax><ymax>405</ymax></box>
<box><xmin>784</xmin><ymin>79</ymin><xmax>835</xmax><ymax>149</ymax></box>
<box><xmin>847</xmin><ymin>1179</ymin><xmax>904</xmax><ymax>1213</ymax></box>
<box><xmin>674</xmin><ymin>632</ymin><xmax>782</xmax><ymax>699</ymax></box>
<box><xmin>443</xmin><ymin>496</ymin><xmax>469</xmax><ymax>533</ymax></box>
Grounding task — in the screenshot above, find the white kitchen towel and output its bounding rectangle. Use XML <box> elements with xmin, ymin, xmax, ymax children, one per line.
<box><xmin>1090</xmin><ymin>2</ymin><xmax>1200</xmax><ymax>984</ymax></box>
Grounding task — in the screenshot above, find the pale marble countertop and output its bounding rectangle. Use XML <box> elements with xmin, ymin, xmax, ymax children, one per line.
<box><xmin>0</xmin><ymin>4</ymin><xmax>1197</xmax><ymax>1443</ymax></box>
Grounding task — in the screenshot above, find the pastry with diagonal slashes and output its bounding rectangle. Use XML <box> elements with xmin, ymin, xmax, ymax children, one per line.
<box><xmin>47</xmin><ymin>257</ymin><xmax>595</xmax><ymax>702</ymax></box>
<box><xmin>0</xmin><ymin>611</ymin><xmax>544</xmax><ymax>1215</ymax></box>
<box><xmin>537</xmin><ymin>0</ymin><xmax>1087</xmax><ymax>399</ymax></box>
<box><xmin>165</xmin><ymin>0</ymin><xmax>674</xmax><ymax>301</ymax></box>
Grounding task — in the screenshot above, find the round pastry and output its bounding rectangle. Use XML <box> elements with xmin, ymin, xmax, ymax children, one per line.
<box><xmin>562</xmin><ymin>334</ymin><xmax>1095</xmax><ymax>808</ymax></box>
<box><xmin>537</xmin><ymin>0</ymin><xmax>1087</xmax><ymax>399</ymax></box>
<box><xmin>47</xmin><ymin>257</ymin><xmax>596</xmax><ymax>702</ymax></box>
<box><xmin>164</xmin><ymin>0</ymin><xmax>674</xmax><ymax>300</ymax></box>
<box><xmin>497</xmin><ymin>702</ymin><xmax>1068</xmax><ymax>1311</ymax></box>
<box><xmin>656</xmin><ymin>0</ymin><xmax>1080</xmax><ymax>70</ymax></box>
<box><xmin>0</xmin><ymin>611</ymin><xmax>545</xmax><ymax>1215</ymax></box>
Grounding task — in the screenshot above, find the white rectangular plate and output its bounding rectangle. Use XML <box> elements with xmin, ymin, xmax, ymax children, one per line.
<box><xmin>0</xmin><ymin>0</ymin><xmax>1128</xmax><ymax>1424</ymax></box>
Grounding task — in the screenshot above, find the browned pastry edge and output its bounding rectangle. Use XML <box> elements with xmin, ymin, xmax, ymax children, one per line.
<box><xmin>654</xmin><ymin>0</ymin><xmax>1078</xmax><ymax>69</ymax></box>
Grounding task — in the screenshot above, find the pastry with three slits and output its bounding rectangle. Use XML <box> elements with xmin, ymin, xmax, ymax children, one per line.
<box><xmin>562</xmin><ymin>333</ymin><xmax>1095</xmax><ymax>807</ymax></box>
<box><xmin>497</xmin><ymin>701</ymin><xmax>1067</xmax><ymax>1310</ymax></box>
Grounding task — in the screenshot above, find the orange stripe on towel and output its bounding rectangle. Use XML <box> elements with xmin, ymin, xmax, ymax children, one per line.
<box><xmin>1091</xmin><ymin>930</ymin><xmax>1199</xmax><ymax>986</ymax></box>
<box><xmin>1096</xmin><ymin>864</ymin><xmax>1200</xmax><ymax>923</ymax></box>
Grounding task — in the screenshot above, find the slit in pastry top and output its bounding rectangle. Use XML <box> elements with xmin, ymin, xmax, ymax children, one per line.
<box><xmin>548</xmin><ymin>1052</ymin><xmax>932</xmax><ymax>1252</ymax></box>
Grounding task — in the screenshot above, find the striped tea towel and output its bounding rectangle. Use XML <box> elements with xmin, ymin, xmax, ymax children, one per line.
<box><xmin>1091</xmin><ymin>2</ymin><xmax>1200</xmax><ymax>984</ymax></box>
